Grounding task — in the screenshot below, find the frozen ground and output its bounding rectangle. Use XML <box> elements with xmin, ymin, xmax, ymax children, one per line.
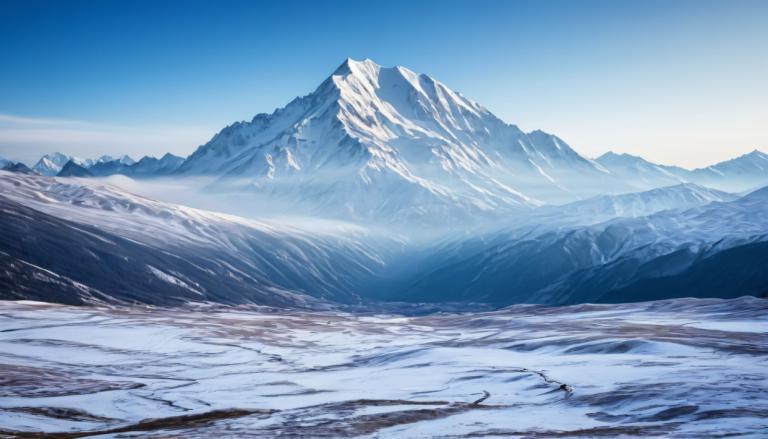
<box><xmin>0</xmin><ymin>297</ymin><xmax>766</xmax><ymax>438</ymax></box>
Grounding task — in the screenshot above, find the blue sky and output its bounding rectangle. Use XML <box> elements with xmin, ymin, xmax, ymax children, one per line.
<box><xmin>1</xmin><ymin>0</ymin><xmax>766</xmax><ymax>167</ymax></box>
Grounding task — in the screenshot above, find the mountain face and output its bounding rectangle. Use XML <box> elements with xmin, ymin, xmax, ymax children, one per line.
<box><xmin>1</xmin><ymin>161</ymin><xmax>36</xmax><ymax>174</ymax></box>
<box><xmin>535</xmin><ymin>183</ymin><xmax>735</xmax><ymax>226</ymax></box>
<box><xmin>57</xmin><ymin>160</ymin><xmax>93</xmax><ymax>177</ymax></box>
<box><xmin>0</xmin><ymin>171</ymin><xmax>395</xmax><ymax>307</ymax></box>
<box><xmin>87</xmin><ymin>159</ymin><xmax>129</xmax><ymax>176</ymax></box>
<box><xmin>54</xmin><ymin>153</ymin><xmax>183</xmax><ymax>178</ymax></box>
<box><xmin>178</xmin><ymin>58</ymin><xmax>624</xmax><ymax>222</ymax></box>
<box><xmin>31</xmin><ymin>152</ymin><xmax>124</xmax><ymax>176</ymax></box>
<box><xmin>598</xmin><ymin>150</ymin><xmax>768</xmax><ymax>193</ymax></box>
<box><xmin>690</xmin><ymin>150</ymin><xmax>768</xmax><ymax>191</ymax></box>
<box><xmin>596</xmin><ymin>152</ymin><xmax>689</xmax><ymax>189</ymax></box>
<box><xmin>125</xmin><ymin>153</ymin><xmax>184</xmax><ymax>177</ymax></box>
<box><xmin>32</xmin><ymin>152</ymin><xmax>73</xmax><ymax>176</ymax></box>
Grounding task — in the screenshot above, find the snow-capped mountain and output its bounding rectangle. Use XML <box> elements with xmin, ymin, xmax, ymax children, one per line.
<box><xmin>57</xmin><ymin>160</ymin><xmax>93</xmax><ymax>177</ymax></box>
<box><xmin>539</xmin><ymin>182</ymin><xmax>735</xmax><ymax>225</ymax></box>
<box><xmin>87</xmin><ymin>158</ymin><xmax>130</xmax><ymax>176</ymax></box>
<box><xmin>31</xmin><ymin>152</ymin><xmax>113</xmax><ymax>175</ymax></box>
<box><xmin>597</xmin><ymin>149</ymin><xmax>768</xmax><ymax>193</ymax></box>
<box><xmin>690</xmin><ymin>150</ymin><xmax>768</xmax><ymax>191</ymax></box>
<box><xmin>596</xmin><ymin>151</ymin><xmax>689</xmax><ymax>189</ymax></box>
<box><xmin>57</xmin><ymin>153</ymin><xmax>178</xmax><ymax>178</ymax></box>
<box><xmin>178</xmin><ymin>58</ymin><xmax>624</xmax><ymax>221</ymax></box>
<box><xmin>32</xmin><ymin>152</ymin><xmax>73</xmax><ymax>176</ymax></box>
<box><xmin>95</xmin><ymin>154</ymin><xmax>135</xmax><ymax>166</ymax></box>
<box><xmin>125</xmin><ymin>153</ymin><xmax>184</xmax><ymax>176</ymax></box>
<box><xmin>1</xmin><ymin>161</ymin><xmax>35</xmax><ymax>174</ymax></box>
<box><xmin>86</xmin><ymin>154</ymin><xmax>136</xmax><ymax>176</ymax></box>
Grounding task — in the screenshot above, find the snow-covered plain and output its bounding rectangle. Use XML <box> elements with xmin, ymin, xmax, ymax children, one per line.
<box><xmin>1</xmin><ymin>297</ymin><xmax>766</xmax><ymax>438</ymax></box>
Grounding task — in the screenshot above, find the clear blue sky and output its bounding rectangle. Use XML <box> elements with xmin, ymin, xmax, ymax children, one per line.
<box><xmin>1</xmin><ymin>0</ymin><xmax>766</xmax><ymax>167</ymax></box>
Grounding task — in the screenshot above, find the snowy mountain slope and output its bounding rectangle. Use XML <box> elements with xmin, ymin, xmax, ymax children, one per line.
<box><xmin>1</xmin><ymin>161</ymin><xmax>35</xmax><ymax>174</ymax></box>
<box><xmin>126</xmin><ymin>153</ymin><xmax>184</xmax><ymax>176</ymax></box>
<box><xmin>419</xmin><ymin>183</ymin><xmax>736</xmax><ymax>242</ymax></box>
<box><xmin>0</xmin><ymin>197</ymin><xmax>331</xmax><ymax>307</ymax></box>
<box><xmin>380</xmin><ymin>184</ymin><xmax>768</xmax><ymax>305</ymax></box>
<box><xmin>87</xmin><ymin>158</ymin><xmax>130</xmax><ymax>176</ymax></box>
<box><xmin>597</xmin><ymin>149</ymin><xmax>768</xmax><ymax>193</ymax></box>
<box><xmin>32</xmin><ymin>152</ymin><xmax>73</xmax><ymax>176</ymax></box>
<box><xmin>57</xmin><ymin>160</ymin><xmax>93</xmax><ymax>177</ymax></box>
<box><xmin>690</xmin><ymin>150</ymin><xmax>768</xmax><ymax>191</ymax></box>
<box><xmin>60</xmin><ymin>153</ymin><xmax>183</xmax><ymax>178</ymax></box>
<box><xmin>0</xmin><ymin>171</ymin><xmax>398</xmax><ymax>307</ymax></box>
<box><xmin>31</xmin><ymin>152</ymin><xmax>105</xmax><ymax>176</ymax></box>
<box><xmin>596</xmin><ymin>151</ymin><xmax>690</xmax><ymax>189</ymax></box>
<box><xmin>177</xmin><ymin>58</ymin><xmax>625</xmax><ymax>221</ymax></box>
<box><xmin>537</xmin><ymin>183</ymin><xmax>736</xmax><ymax>225</ymax></box>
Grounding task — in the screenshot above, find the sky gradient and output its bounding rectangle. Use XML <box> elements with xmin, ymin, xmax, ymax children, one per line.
<box><xmin>1</xmin><ymin>0</ymin><xmax>766</xmax><ymax>168</ymax></box>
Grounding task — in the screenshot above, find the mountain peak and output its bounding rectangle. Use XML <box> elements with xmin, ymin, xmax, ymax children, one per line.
<box><xmin>746</xmin><ymin>149</ymin><xmax>767</xmax><ymax>159</ymax></box>
<box><xmin>333</xmin><ymin>57</ymin><xmax>381</xmax><ymax>76</ymax></box>
<box><xmin>598</xmin><ymin>151</ymin><xmax>628</xmax><ymax>159</ymax></box>
<box><xmin>33</xmin><ymin>152</ymin><xmax>73</xmax><ymax>176</ymax></box>
<box><xmin>57</xmin><ymin>160</ymin><xmax>93</xmax><ymax>177</ymax></box>
<box><xmin>597</xmin><ymin>151</ymin><xmax>646</xmax><ymax>163</ymax></box>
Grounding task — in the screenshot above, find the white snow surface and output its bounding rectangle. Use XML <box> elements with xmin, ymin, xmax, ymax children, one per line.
<box><xmin>0</xmin><ymin>297</ymin><xmax>765</xmax><ymax>437</ymax></box>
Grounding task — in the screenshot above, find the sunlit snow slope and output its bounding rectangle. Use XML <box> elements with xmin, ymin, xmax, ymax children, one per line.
<box><xmin>0</xmin><ymin>171</ymin><xmax>396</xmax><ymax>307</ymax></box>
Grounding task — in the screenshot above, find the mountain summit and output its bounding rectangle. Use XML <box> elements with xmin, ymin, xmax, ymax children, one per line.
<box><xmin>177</xmin><ymin>59</ymin><xmax>625</xmax><ymax>221</ymax></box>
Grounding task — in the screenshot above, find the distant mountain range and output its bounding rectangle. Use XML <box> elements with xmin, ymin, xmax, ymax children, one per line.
<box><xmin>596</xmin><ymin>149</ymin><xmax>768</xmax><ymax>192</ymax></box>
<box><xmin>24</xmin><ymin>152</ymin><xmax>184</xmax><ymax>178</ymax></box>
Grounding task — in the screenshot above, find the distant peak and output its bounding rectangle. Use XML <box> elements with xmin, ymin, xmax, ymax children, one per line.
<box><xmin>598</xmin><ymin>151</ymin><xmax>638</xmax><ymax>159</ymax></box>
<box><xmin>595</xmin><ymin>151</ymin><xmax>654</xmax><ymax>164</ymax></box>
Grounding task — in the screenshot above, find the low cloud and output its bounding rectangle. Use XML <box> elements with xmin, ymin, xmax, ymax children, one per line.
<box><xmin>0</xmin><ymin>114</ymin><xmax>216</xmax><ymax>164</ymax></box>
